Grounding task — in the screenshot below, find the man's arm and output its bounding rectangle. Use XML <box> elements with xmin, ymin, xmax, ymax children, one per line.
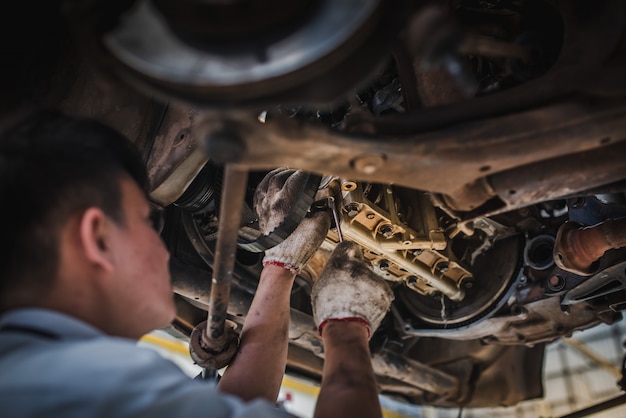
<box><xmin>310</xmin><ymin>241</ymin><xmax>394</xmax><ymax>418</ymax></box>
<box><xmin>217</xmin><ymin>264</ymin><xmax>295</xmax><ymax>402</ymax></box>
<box><xmin>315</xmin><ymin>321</ymin><xmax>382</xmax><ymax>418</ymax></box>
<box><xmin>217</xmin><ymin>168</ymin><xmax>330</xmax><ymax>403</ymax></box>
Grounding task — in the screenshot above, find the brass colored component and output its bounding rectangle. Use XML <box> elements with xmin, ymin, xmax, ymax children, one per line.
<box><xmin>333</xmin><ymin>181</ymin><xmax>469</xmax><ymax>301</ymax></box>
<box><xmin>341</xmin><ymin>180</ymin><xmax>358</xmax><ymax>191</ymax></box>
<box><xmin>342</xmin><ymin>183</ymin><xmax>446</xmax><ymax>251</ymax></box>
<box><xmin>314</xmin><ymin>176</ymin><xmax>341</xmax><ymax>201</ymax></box>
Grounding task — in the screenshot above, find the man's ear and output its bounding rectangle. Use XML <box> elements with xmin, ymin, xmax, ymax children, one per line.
<box><xmin>78</xmin><ymin>207</ymin><xmax>115</xmax><ymax>273</ymax></box>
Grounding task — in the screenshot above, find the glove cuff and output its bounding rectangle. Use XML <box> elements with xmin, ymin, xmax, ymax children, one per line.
<box><xmin>318</xmin><ymin>317</ymin><xmax>371</xmax><ymax>339</ymax></box>
<box><xmin>261</xmin><ymin>211</ymin><xmax>330</xmax><ymax>274</ymax></box>
<box><xmin>311</xmin><ymin>241</ymin><xmax>394</xmax><ymax>340</ymax></box>
<box><xmin>262</xmin><ymin>259</ymin><xmax>299</xmax><ymax>275</ymax></box>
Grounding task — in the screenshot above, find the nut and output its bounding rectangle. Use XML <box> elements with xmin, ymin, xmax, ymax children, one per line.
<box><xmin>379</xmin><ymin>224</ymin><xmax>394</xmax><ymax>238</ymax></box>
<box><xmin>345</xmin><ymin>203</ymin><xmax>360</xmax><ymax>217</ymax></box>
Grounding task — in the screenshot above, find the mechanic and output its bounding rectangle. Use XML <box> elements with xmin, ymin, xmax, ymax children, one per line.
<box><xmin>0</xmin><ymin>111</ymin><xmax>393</xmax><ymax>418</ymax></box>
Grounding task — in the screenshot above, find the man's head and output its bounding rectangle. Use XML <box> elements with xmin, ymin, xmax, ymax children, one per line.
<box><xmin>0</xmin><ymin>111</ymin><xmax>174</xmax><ymax>337</ymax></box>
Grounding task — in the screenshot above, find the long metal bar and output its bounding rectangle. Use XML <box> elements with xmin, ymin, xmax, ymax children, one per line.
<box><xmin>329</xmin><ymin>197</ymin><xmax>344</xmax><ymax>242</ymax></box>
<box><xmin>204</xmin><ymin>165</ymin><xmax>248</xmax><ymax>343</ymax></box>
<box><xmin>371</xmin><ymin>350</ymin><xmax>460</xmax><ymax>401</ymax></box>
<box><xmin>557</xmin><ymin>394</ymin><xmax>626</xmax><ymax>418</ymax></box>
<box><xmin>341</xmin><ymin>221</ymin><xmax>465</xmax><ymax>301</ymax></box>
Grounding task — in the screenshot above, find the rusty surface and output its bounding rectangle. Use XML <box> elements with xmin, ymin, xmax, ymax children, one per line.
<box><xmin>146</xmin><ymin>104</ymin><xmax>199</xmax><ymax>189</ymax></box>
<box><xmin>171</xmin><ymin>257</ymin><xmax>465</xmax><ymax>399</ymax></box>
<box><xmin>146</xmin><ymin>104</ymin><xmax>210</xmax><ymax>206</ymax></box>
<box><xmin>555</xmin><ymin>217</ymin><xmax>626</xmax><ymax>276</ymax></box>
<box><xmin>170</xmin><ymin>259</ymin><xmax>251</xmax><ymax>319</ymax></box>
<box><xmin>201</xmin><ymin>97</ymin><xmax>626</xmax><ymax>215</ymax></box>
<box><xmin>5</xmin><ymin>0</ymin><xmax>626</xmax><ymax>407</ymax></box>
<box><xmin>389</xmin><ymin>335</ymin><xmax>545</xmax><ymax>407</ymax></box>
<box><xmin>189</xmin><ymin>320</ymin><xmax>239</xmax><ymax>370</ymax></box>
<box><xmin>489</xmin><ymin>139</ymin><xmax>626</xmax><ymax>211</ymax></box>
<box><xmin>6</xmin><ymin>0</ymin><xmax>625</xmax><ymax>218</ymax></box>
<box><xmin>414</xmin><ymin>68</ymin><xmax>469</xmax><ymax>108</ymax></box>
<box><xmin>202</xmin><ymin>166</ymin><xmax>248</xmax><ymax>347</ymax></box>
<box><xmin>179</xmin><ymin>165</ymin><xmax>249</xmax><ymax>368</ymax></box>
<box><xmin>406</xmin><ymin>4</ymin><xmax>473</xmax><ymax>108</ymax></box>
<box><xmin>467</xmin><ymin>343</ymin><xmax>545</xmax><ymax>407</ymax></box>
<box><xmin>371</xmin><ymin>350</ymin><xmax>460</xmax><ymax>401</ymax></box>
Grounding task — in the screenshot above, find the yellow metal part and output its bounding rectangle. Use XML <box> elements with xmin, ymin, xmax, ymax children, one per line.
<box><xmin>341</xmin><ymin>180</ymin><xmax>446</xmax><ymax>251</ymax></box>
<box><xmin>329</xmin><ymin>181</ymin><xmax>469</xmax><ymax>301</ymax></box>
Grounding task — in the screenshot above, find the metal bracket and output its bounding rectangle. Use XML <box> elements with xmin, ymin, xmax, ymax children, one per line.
<box><xmin>562</xmin><ymin>261</ymin><xmax>626</xmax><ymax>306</ymax></box>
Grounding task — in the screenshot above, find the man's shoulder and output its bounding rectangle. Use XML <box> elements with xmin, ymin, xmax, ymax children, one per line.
<box><xmin>0</xmin><ymin>310</ymin><xmax>296</xmax><ymax>417</ymax></box>
<box><xmin>1</xmin><ymin>330</ymin><xmax>185</xmax><ymax>385</ymax></box>
<box><xmin>0</xmin><ymin>330</ymin><xmax>203</xmax><ymax>416</ymax></box>
<box><xmin>0</xmin><ymin>309</ymin><xmax>187</xmax><ymax>391</ymax></box>
<box><xmin>0</xmin><ymin>335</ymin><xmax>294</xmax><ymax>418</ymax></box>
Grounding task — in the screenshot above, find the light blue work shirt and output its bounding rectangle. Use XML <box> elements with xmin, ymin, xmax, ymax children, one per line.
<box><xmin>0</xmin><ymin>308</ymin><xmax>294</xmax><ymax>418</ymax></box>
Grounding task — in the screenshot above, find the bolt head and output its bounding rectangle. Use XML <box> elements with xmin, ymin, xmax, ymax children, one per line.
<box><xmin>406</xmin><ymin>276</ymin><xmax>418</xmax><ymax>284</ymax></box>
<box><xmin>345</xmin><ymin>203</ymin><xmax>360</xmax><ymax>217</ymax></box>
<box><xmin>435</xmin><ymin>262</ymin><xmax>450</xmax><ymax>274</ymax></box>
<box><xmin>379</xmin><ymin>224</ymin><xmax>394</xmax><ymax>238</ymax></box>
<box><xmin>351</xmin><ymin>153</ymin><xmax>387</xmax><ymax>174</ymax></box>
<box><xmin>548</xmin><ymin>275</ymin><xmax>566</xmax><ymax>291</ymax></box>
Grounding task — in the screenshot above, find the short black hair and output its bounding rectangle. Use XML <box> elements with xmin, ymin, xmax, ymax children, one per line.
<box><xmin>0</xmin><ymin>110</ymin><xmax>148</xmax><ymax>311</ymax></box>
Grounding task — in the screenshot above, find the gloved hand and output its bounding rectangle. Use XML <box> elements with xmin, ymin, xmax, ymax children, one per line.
<box><xmin>255</xmin><ymin>168</ymin><xmax>331</xmax><ymax>274</ymax></box>
<box><xmin>311</xmin><ymin>241</ymin><xmax>394</xmax><ymax>339</ymax></box>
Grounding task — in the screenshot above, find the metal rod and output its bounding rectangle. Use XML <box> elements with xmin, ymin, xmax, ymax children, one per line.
<box><xmin>341</xmin><ymin>221</ymin><xmax>465</xmax><ymax>301</ymax></box>
<box><xmin>371</xmin><ymin>350</ymin><xmax>460</xmax><ymax>401</ymax></box>
<box><xmin>329</xmin><ymin>197</ymin><xmax>344</xmax><ymax>242</ymax></box>
<box><xmin>204</xmin><ymin>165</ymin><xmax>248</xmax><ymax>344</ymax></box>
<box><xmin>557</xmin><ymin>394</ymin><xmax>626</xmax><ymax>418</ymax></box>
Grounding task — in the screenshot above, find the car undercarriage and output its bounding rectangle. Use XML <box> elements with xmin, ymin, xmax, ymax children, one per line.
<box><xmin>4</xmin><ymin>0</ymin><xmax>626</xmax><ymax>409</ymax></box>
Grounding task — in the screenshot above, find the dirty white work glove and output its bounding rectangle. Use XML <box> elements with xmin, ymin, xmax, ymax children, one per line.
<box><xmin>311</xmin><ymin>241</ymin><xmax>394</xmax><ymax>339</ymax></box>
<box><xmin>255</xmin><ymin>168</ymin><xmax>331</xmax><ymax>274</ymax></box>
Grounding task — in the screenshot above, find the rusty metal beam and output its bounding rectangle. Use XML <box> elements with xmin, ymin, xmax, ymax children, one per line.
<box><xmin>195</xmin><ymin>97</ymin><xmax>626</xmax><ymax>214</ymax></box>
<box><xmin>371</xmin><ymin>350</ymin><xmax>461</xmax><ymax>401</ymax></box>
<box><xmin>188</xmin><ymin>165</ymin><xmax>248</xmax><ymax>369</ymax></box>
<box><xmin>204</xmin><ymin>165</ymin><xmax>248</xmax><ymax>341</ymax></box>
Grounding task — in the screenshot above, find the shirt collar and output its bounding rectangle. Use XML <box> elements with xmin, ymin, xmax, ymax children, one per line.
<box><xmin>0</xmin><ymin>308</ymin><xmax>105</xmax><ymax>340</ymax></box>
